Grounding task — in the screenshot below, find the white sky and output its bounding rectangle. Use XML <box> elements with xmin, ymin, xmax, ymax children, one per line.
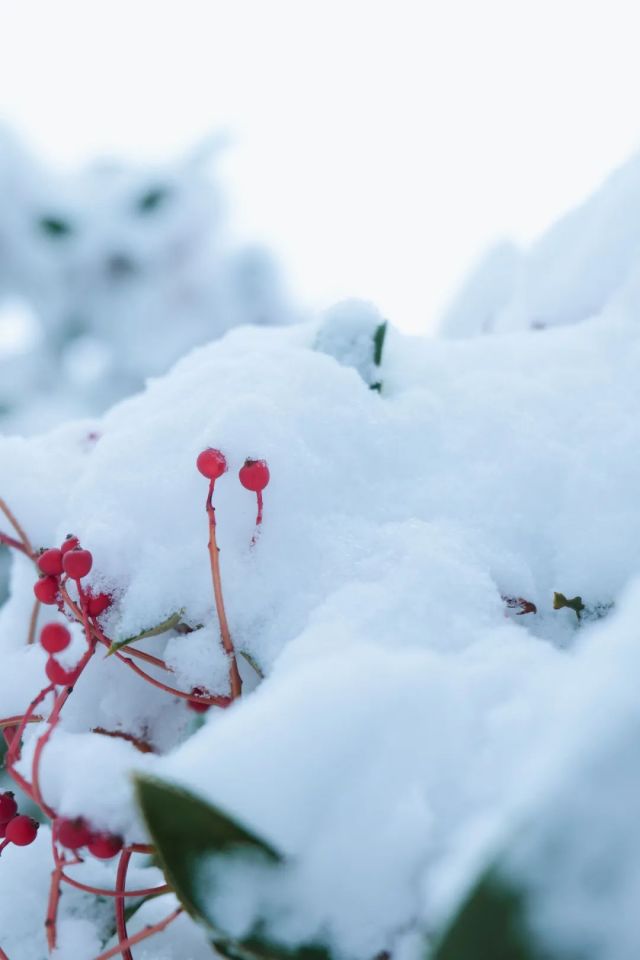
<box><xmin>1</xmin><ymin>0</ymin><xmax>640</xmax><ymax>333</ymax></box>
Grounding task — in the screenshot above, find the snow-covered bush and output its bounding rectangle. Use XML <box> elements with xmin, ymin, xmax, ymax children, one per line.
<box><xmin>1</xmin><ymin>271</ymin><xmax>640</xmax><ymax>959</ymax></box>
<box><xmin>0</xmin><ymin>127</ymin><xmax>294</xmax><ymax>435</ymax></box>
<box><xmin>0</xmin><ymin>137</ymin><xmax>640</xmax><ymax>960</ymax></box>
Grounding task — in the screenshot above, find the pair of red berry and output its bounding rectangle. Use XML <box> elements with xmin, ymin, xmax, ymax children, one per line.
<box><xmin>196</xmin><ymin>449</ymin><xmax>270</xmax><ymax>492</ymax></box>
<box><xmin>38</xmin><ymin>622</ymin><xmax>80</xmax><ymax>685</ymax></box>
<box><xmin>55</xmin><ymin>816</ymin><xmax>123</xmax><ymax>859</ymax></box>
<box><xmin>33</xmin><ymin>536</ymin><xmax>93</xmax><ymax>605</ymax></box>
<box><xmin>0</xmin><ymin>791</ymin><xmax>39</xmax><ymax>847</ymax></box>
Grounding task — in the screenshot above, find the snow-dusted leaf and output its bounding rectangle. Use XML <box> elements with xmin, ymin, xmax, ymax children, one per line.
<box><xmin>107</xmin><ymin>609</ymin><xmax>186</xmax><ymax>654</ymax></box>
<box><xmin>135</xmin><ymin>776</ymin><xmax>281</xmax><ymax>921</ymax></box>
<box><xmin>432</xmin><ymin>868</ymin><xmax>537</xmax><ymax>960</ymax></box>
<box><xmin>136</xmin><ymin>776</ymin><xmax>332</xmax><ymax>960</ymax></box>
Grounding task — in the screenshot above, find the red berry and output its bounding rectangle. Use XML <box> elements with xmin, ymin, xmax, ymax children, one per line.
<box><xmin>239</xmin><ymin>458</ymin><xmax>270</xmax><ymax>492</ymax></box>
<box><xmin>0</xmin><ymin>792</ymin><xmax>18</xmax><ymax>824</ymax></box>
<box><xmin>57</xmin><ymin>817</ymin><xmax>91</xmax><ymax>850</ymax></box>
<box><xmin>87</xmin><ymin>591</ymin><xmax>112</xmax><ymax>617</ymax></box>
<box><xmin>0</xmin><ymin>822</ymin><xmax>6</xmax><ymax>839</ymax></box>
<box><xmin>5</xmin><ymin>815</ymin><xmax>39</xmax><ymax>846</ymax></box>
<box><xmin>62</xmin><ymin>548</ymin><xmax>93</xmax><ymax>580</ymax></box>
<box><xmin>196</xmin><ymin>448</ymin><xmax>227</xmax><ymax>480</ymax></box>
<box><xmin>87</xmin><ymin>832</ymin><xmax>123</xmax><ymax>859</ymax></box>
<box><xmin>34</xmin><ymin>576</ymin><xmax>59</xmax><ymax>605</ymax></box>
<box><xmin>61</xmin><ymin>535</ymin><xmax>80</xmax><ymax>554</ymax></box>
<box><xmin>45</xmin><ymin>657</ymin><xmax>80</xmax><ymax>686</ymax></box>
<box><xmin>187</xmin><ymin>687</ymin><xmax>211</xmax><ymax>714</ymax></box>
<box><xmin>40</xmin><ymin>623</ymin><xmax>71</xmax><ymax>654</ymax></box>
<box><xmin>37</xmin><ymin>548</ymin><xmax>64</xmax><ymax>576</ymax></box>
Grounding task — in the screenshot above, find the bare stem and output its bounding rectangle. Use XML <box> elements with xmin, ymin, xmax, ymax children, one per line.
<box><xmin>27</xmin><ymin>598</ymin><xmax>40</xmax><ymax>645</ymax></box>
<box><xmin>61</xmin><ymin>870</ymin><xmax>169</xmax><ymax>898</ymax></box>
<box><xmin>92</xmin><ymin>907</ymin><xmax>183</xmax><ymax>960</ymax></box>
<box><xmin>206</xmin><ymin>480</ymin><xmax>242</xmax><ymax>699</ymax></box>
<box><xmin>115</xmin><ymin>849</ymin><xmax>134</xmax><ymax>960</ymax></box>
<box><xmin>0</xmin><ymin>497</ymin><xmax>34</xmax><ymax>556</ymax></box>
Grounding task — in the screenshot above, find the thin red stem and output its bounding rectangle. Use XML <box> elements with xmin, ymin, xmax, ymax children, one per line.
<box><xmin>117</xmin><ymin>653</ymin><xmax>232</xmax><ymax>706</ymax></box>
<box><xmin>206</xmin><ymin>480</ymin><xmax>241</xmax><ymax>699</ymax></box>
<box><xmin>27</xmin><ymin>598</ymin><xmax>40</xmax><ymax>645</ymax></box>
<box><xmin>46</xmin><ymin>830</ymin><xmax>64</xmax><ymax>951</ymax></box>
<box><xmin>0</xmin><ymin>498</ymin><xmax>34</xmax><ymax>557</ymax></box>
<box><xmin>0</xmin><ymin>531</ymin><xmax>31</xmax><ymax>557</ymax></box>
<box><xmin>31</xmin><ymin>639</ymin><xmax>97</xmax><ymax>816</ymax></box>
<box><xmin>92</xmin><ymin>907</ymin><xmax>183</xmax><ymax>960</ymax></box>
<box><xmin>115</xmin><ymin>849</ymin><xmax>133</xmax><ymax>960</ymax></box>
<box><xmin>60</xmin><ymin>871</ymin><xmax>169</xmax><ymax>899</ymax></box>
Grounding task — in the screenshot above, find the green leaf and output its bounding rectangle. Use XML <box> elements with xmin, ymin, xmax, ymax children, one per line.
<box><xmin>37</xmin><ymin>215</ymin><xmax>73</xmax><ymax>238</ymax></box>
<box><xmin>372</xmin><ymin>321</ymin><xmax>388</xmax><ymax>367</ymax></box>
<box><xmin>107</xmin><ymin>610</ymin><xmax>185</xmax><ymax>655</ymax></box>
<box><xmin>135</xmin><ymin>776</ymin><xmax>332</xmax><ymax>960</ymax></box>
<box><xmin>240</xmin><ymin>650</ymin><xmax>265</xmax><ymax>679</ymax></box>
<box><xmin>135</xmin><ymin>775</ymin><xmax>281</xmax><ymax>925</ymax></box>
<box><xmin>432</xmin><ymin>868</ymin><xmax>538</xmax><ymax>960</ymax></box>
<box><xmin>552</xmin><ymin>592</ymin><xmax>584</xmax><ymax>619</ymax></box>
<box><xmin>136</xmin><ymin>185</ymin><xmax>171</xmax><ymax>214</ymax></box>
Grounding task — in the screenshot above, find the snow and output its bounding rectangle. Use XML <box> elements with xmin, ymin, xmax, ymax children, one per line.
<box><xmin>2</xmin><ymin>153</ymin><xmax>640</xmax><ymax>958</ymax></box>
<box><xmin>440</xmin><ymin>150</ymin><xmax>640</xmax><ymax>337</ymax></box>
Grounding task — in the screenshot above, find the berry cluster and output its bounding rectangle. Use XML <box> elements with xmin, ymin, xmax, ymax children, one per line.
<box><xmin>0</xmin><ymin>791</ymin><xmax>39</xmax><ymax>851</ymax></box>
<box><xmin>0</xmin><ymin>451</ymin><xmax>270</xmax><ymax>956</ymax></box>
<box><xmin>55</xmin><ymin>817</ymin><xmax>123</xmax><ymax>859</ymax></box>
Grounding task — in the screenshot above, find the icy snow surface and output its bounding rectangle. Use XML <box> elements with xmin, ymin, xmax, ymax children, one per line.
<box><xmin>1</xmin><ymin>291</ymin><xmax>640</xmax><ymax>956</ymax></box>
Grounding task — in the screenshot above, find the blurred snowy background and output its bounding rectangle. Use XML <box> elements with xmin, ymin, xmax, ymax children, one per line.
<box><xmin>1</xmin><ymin>0</ymin><xmax>640</xmax><ymax>433</ymax></box>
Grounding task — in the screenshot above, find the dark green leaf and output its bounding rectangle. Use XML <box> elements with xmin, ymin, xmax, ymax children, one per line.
<box><xmin>135</xmin><ymin>776</ymin><xmax>332</xmax><ymax>960</ymax></box>
<box><xmin>372</xmin><ymin>321</ymin><xmax>388</xmax><ymax>367</ymax></box>
<box><xmin>136</xmin><ymin>185</ymin><xmax>171</xmax><ymax>214</ymax></box>
<box><xmin>432</xmin><ymin>868</ymin><xmax>538</xmax><ymax>960</ymax></box>
<box><xmin>37</xmin><ymin>215</ymin><xmax>73</xmax><ymax>239</ymax></box>
<box><xmin>135</xmin><ymin>775</ymin><xmax>281</xmax><ymax>925</ymax></box>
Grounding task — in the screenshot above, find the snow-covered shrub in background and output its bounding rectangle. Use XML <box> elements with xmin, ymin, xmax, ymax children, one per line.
<box><xmin>440</xmin><ymin>150</ymin><xmax>640</xmax><ymax>338</ymax></box>
<box><xmin>0</xmin><ymin>127</ymin><xmax>294</xmax><ymax>434</ymax></box>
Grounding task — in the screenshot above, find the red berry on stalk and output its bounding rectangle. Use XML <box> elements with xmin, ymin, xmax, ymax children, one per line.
<box><xmin>239</xmin><ymin>458</ymin><xmax>270</xmax><ymax>492</ymax></box>
<box><xmin>5</xmin><ymin>815</ymin><xmax>39</xmax><ymax>846</ymax></box>
<box><xmin>37</xmin><ymin>548</ymin><xmax>64</xmax><ymax>577</ymax></box>
<box><xmin>187</xmin><ymin>687</ymin><xmax>210</xmax><ymax>714</ymax></box>
<box><xmin>57</xmin><ymin>817</ymin><xmax>91</xmax><ymax>850</ymax></box>
<box><xmin>45</xmin><ymin>657</ymin><xmax>80</xmax><ymax>686</ymax></box>
<box><xmin>34</xmin><ymin>576</ymin><xmax>59</xmax><ymax>605</ymax></box>
<box><xmin>61</xmin><ymin>535</ymin><xmax>80</xmax><ymax>554</ymax></box>
<box><xmin>0</xmin><ymin>792</ymin><xmax>18</xmax><ymax>824</ymax></box>
<box><xmin>0</xmin><ymin>822</ymin><xmax>6</xmax><ymax>839</ymax></box>
<box><xmin>40</xmin><ymin>623</ymin><xmax>71</xmax><ymax>654</ymax></box>
<box><xmin>196</xmin><ymin>448</ymin><xmax>227</xmax><ymax>480</ymax></box>
<box><xmin>87</xmin><ymin>591</ymin><xmax>112</xmax><ymax>617</ymax></box>
<box><xmin>87</xmin><ymin>832</ymin><xmax>123</xmax><ymax>859</ymax></box>
<box><xmin>62</xmin><ymin>548</ymin><xmax>93</xmax><ymax>580</ymax></box>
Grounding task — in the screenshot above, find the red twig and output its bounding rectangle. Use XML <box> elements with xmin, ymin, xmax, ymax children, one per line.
<box><xmin>0</xmin><ymin>497</ymin><xmax>34</xmax><ymax>557</ymax></box>
<box><xmin>206</xmin><ymin>479</ymin><xmax>241</xmax><ymax>699</ymax></box>
<box><xmin>26</xmin><ymin>598</ymin><xmax>40</xmax><ymax>645</ymax></box>
<box><xmin>92</xmin><ymin>907</ymin><xmax>183</xmax><ymax>960</ymax></box>
<box><xmin>115</xmin><ymin>849</ymin><xmax>134</xmax><ymax>960</ymax></box>
<box><xmin>31</xmin><ymin>640</ymin><xmax>97</xmax><ymax>817</ymax></box>
<box><xmin>46</xmin><ymin>829</ymin><xmax>67</xmax><ymax>951</ymax></box>
<box><xmin>0</xmin><ymin>531</ymin><xmax>31</xmax><ymax>558</ymax></box>
<box><xmin>60</xmin><ymin>870</ymin><xmax>169</xmax><ymax>899</ymax></box>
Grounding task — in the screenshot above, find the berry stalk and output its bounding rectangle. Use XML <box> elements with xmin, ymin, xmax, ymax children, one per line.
<box><xmin>205</xmin><ymin>478</ymin><xmax>242</xmax><ymax>699</ymax></box>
